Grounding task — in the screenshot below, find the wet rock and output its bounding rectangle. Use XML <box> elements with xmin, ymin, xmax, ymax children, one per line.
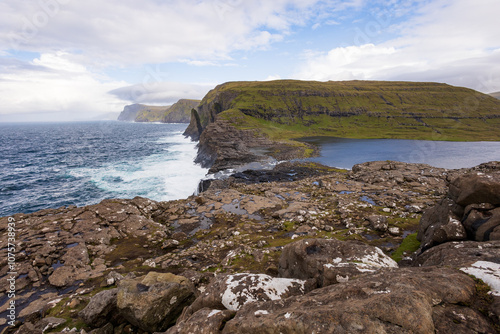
<box><xmin>116</xmin><ymin>272</ymin><xmax>196</xmax><ymax>332</ymax></box>
<box><xmin>278</xmin><ymin>238</ymin><xmax>397</xmax><ymax>287</ymax></box>
<box><xmin>463</xmin><ymin>206</ymin><xmax>500</xmax><ymax>241</ymax></box>
<box><xmin>164</xmin><ymin>308</ymin><xmax>235</xmax><ymax>334</ymax></box>
<box><xmin>223</xmin><ymin>267</ymin><xmax>491</xmax><ymax>334</ymax></box>
<box><xmin>79</xmin><ymin>289</ymin><xmax>118</xmax><ymax>328</ymax></box>
<box><xmin>179</xmin><ymin>273</ymin><xmax>309</xmax><ymax>322</ymax></box>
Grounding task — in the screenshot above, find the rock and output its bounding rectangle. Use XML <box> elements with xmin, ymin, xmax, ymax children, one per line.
<box><xmin>418</xmin><ymin>169</ymin><xmax>500</xmax><ymax>250</ymax></box>
<box><xmin>432</xmin><ymin>305</ymin><xmax>496</xmax><ymax>334</ymax></box>
<box><xmin>89</xmin><ymin>322</ymin><xmax>114</xmax><ymax>334</ymax></box>
<box><xmin>14</xmin><ymin>317</ymin><xmax>66</xmax><ymax>334</ymax></box>
<box><xmin>449</xmin><ymin>172</ymin><xmax>500</xmax><ymax>206</ymax></box>
<box><xmin>413</xmin><ymin>240</ymin><xmax>500</xmax><ymax>268</ymax></box>
<box><xmin>179</xmin><ymin>273</ymin><xmax>309</xmax><ymax>322</ymax></box>
<box><xmin>223</xmin><ymin>267</ymin><xmax>494</xmax><ymax>334</ymax></box>
<box><xmin>388</xmin><ymin>227</ymin><xmax>400</xmax><ymax>235</ymax></box>
<box><xmin>463</xmin><ymin>205</ymin><xmax>500</xmax><ymax>241</ymax></box>
<box><xmin>417</xmin><ymin>198</ymin><xmax>468</xmax><ymax>251</ymax></box>
<box><xmin>366</xmin><ymin>215</ymin><xmax>388</xmax><ymax>232</ymax></box>
<box><xmin>79</xmin><ymin>289</ymin><xmax>118</xmax><ymax>328</ymax></box>
<box><xmin>278</xmin><ymin>238</ymin><xmax>397</xmax><ymax>287</ymax></box>
<box><xmin>116</xmin><ymin>272</ymin><xmax>196</xmax><ymax>332</ymax></box>
<box><xmin>48</xmin><ymin>244</ymin><xmax>93</xmax><ymax>287</ymax></box>
<box><xmin>165</xmin><ymin>308</ymin><xmax>235</xmax><ymax>334</ymax></box>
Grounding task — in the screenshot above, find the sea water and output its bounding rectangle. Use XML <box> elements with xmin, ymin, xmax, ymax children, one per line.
<box><xmin>0</xmin><ymin>121</ymin><xmax>208</xmax><ymax>217</ymax></box>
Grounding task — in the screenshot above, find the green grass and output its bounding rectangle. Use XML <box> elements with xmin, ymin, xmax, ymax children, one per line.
<box><xmin>391</xmin><ymin>233</ymin><xmax>421</xmax><ymax>262</ymax></box>
<box><xmin>134</xmin><ymin>99</ymin><xmax>200</xmax><ymax>122</ymax></box>
<box><xmin>193</xmin><ymin>80</ymin><xmax>500</xmax><ymax>151</ymax></box>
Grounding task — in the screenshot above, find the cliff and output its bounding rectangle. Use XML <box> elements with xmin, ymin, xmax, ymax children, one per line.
<box><xmin>185</xmin><ymin>80</ymin><xmax>500</xmax><ymax>172</ymax></box>
<box><xmin>117</xmin><ymin>99</ymin><xmax>200</xmax><ymax>123</ymax></box>
<box><xmin>162</xmin><ymin>99</ymin><xmax>200</xmax><ymax>123</ymax></box>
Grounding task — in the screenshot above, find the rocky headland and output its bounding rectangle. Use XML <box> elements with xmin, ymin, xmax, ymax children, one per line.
<box><xmin>1</xmin><ymin>160</ymin><xmax>500</xmax><ymax>333</ymax></box>
<box><xmin>184</xmin><ymin>80</ymin><xmax>500</xmax><ymax>172</ymax></box>
<box><xmin>3</xmin><ymin>80</ymin><xmax>500</xmax><ymax>333</ymax></box>
<box><xmin>117</xmin><ymin>100</ymin><xmax>200</xmax><ymax>123</ymax></box>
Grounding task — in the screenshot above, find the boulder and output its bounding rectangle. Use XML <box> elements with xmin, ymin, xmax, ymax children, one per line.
<box><xmin>463</xmin><ymin>205</ymin><xmax>500</xmax><ymax>241</ymax></box>
<box><xmin>413</xmin><ymin>240</ymin><xmax>500</xmax><ymax>268</ymax></box>
<box><xmin>278</xmin><ymin>238</ymin><xmax>397</xmax><ymax>287</ymax></box>
<box><xmin>179</xmin><ymin>273</ymin><xmax>308</xmax><ymax>322</ymax></box>
<box><xmin>417</xmin><ymin>198</ymin><xmax>467</xmax><ymax>251</ymax></box>
<box><xmin>165</xmin><ymin>308</ymin><xmax>236</xmax><ymax>334</ymax></box>
<box><xmin>223</xmin><ymin>267</ymin><xmax>495</xmax><ymax>334</ymax></box>
<box><xmin>418</xmin><ymin>171</ymin><xmax>500</xmax><ymax>250</ymax></box>
<box><xmin>79</xmin><ymin>288</ymin><xmax>118</xmax><ymax>328</ymax></box>
<box><xmin>449</xmin><ymin>172</ymin><xmax>500</xmax><ymax>207</ymax></box>
<box><xmin>366</xmin><ymin>215</ymin><xmax>388</xmax><ymax>232</ymax></box>
<box><xmin>116</xmin><ymin>272</ymin><xmax>196</xmax><ymax>332</ymax></box>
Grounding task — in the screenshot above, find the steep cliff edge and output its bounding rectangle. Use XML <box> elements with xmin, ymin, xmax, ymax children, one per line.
<box><xmin>185</xmin><ymin>80</ymin><xmax>500</xmax><ymax>172</ymax></box>
<box><xmin>118</xmin><ymin>99</ymin><xmax>200</xmax><ymax>123</ymax></box>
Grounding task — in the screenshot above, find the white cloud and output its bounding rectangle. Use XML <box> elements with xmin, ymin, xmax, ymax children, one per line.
<box><xmin>0</xmin><ymin>0</ymin><xmax>336</xmax><ymax>66</ymax></box>
<box><xmin>0</xmin><ymin>52</ymin><xmax>127</xmax><ymax>120</ymax></box>
<box><xmin>109</xmin><ymin>82</ymin><xmax>214</xmax><ymax>105</ymax></box>
<box><xmin>265</xmin><ymin>74</ymin><xmax>282</xmax><ymax>81</ymax></box>
<box><xmin>296</xmin><ymin>0</ymin><xmax>500</xmax><ymax>93</ymax></box>
<box><xmin>0</xmin><ymin>0</ymin><xmax>362</xmax><ymax>119</ymax></box>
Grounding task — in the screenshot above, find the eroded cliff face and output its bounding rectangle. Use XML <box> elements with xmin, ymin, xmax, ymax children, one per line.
<box><xmin>118</xmin><ymin>99</ymin><xmax>200</xmax><ymax>123</ymax></box>
<box><xmin>184</xmin><ymin>80</ymin><xmax>500</xmax><ymax>172</ymax></box>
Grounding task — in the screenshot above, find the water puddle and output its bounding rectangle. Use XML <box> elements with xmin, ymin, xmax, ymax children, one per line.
<box><xmin>52</xmin><ymin>260</ymin><xmax>64</xmax><ymax>270</ymax></box>
<box><xmin>359</xmin><ymin>195</ymin><xmax>376</xmax><ymax>205</ymax></box>
<box><xmin>221</xmin><ymin>202</ymin><xmax>262</xmax><ymax>221</ymax></box>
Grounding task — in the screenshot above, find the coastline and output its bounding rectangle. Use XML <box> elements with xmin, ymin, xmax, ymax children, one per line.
<box><xmin>2</xmin><ymin>159</ymin><xmax>500</xmax><ymax>332</ymax></box>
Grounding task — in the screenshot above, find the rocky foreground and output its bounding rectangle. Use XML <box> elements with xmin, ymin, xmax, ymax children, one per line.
<box><xmin>1</xmin><ymin>160</ymin><xmax>500</xmax><ymax>333</ymax></box>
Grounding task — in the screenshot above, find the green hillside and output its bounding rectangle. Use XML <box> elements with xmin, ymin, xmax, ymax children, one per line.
<box><xmin>135</xmin><ymin>105</ymin><xmax>170</xmax><ymax>122</ymax></box>
<box><xmin>188</xmin><ymin>80</ymin><xmax>500</xmax><ymax>144</ymax></box>
<box><xmin>118</xmin><ymin>99</ymin><xmax>200</xmax><ymax>123</ymax></box>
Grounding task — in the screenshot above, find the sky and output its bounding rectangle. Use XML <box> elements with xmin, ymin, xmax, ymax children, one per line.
<box><xmin>0</xmin><ymin>0</ymin><xmax>499</xmax><ymax>121</ymax></box>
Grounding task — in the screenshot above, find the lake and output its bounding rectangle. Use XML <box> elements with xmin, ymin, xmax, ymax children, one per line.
<box><xmin>298</xmin><ymin>137</ymin><xmax>500</xmax><ymax>169</ymax></box>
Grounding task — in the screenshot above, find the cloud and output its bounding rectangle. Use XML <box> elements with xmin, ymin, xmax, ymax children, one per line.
<box><xmin>0</xmin><ymin>52</ymin><xmax>127</xmax><ymax>120</ymax></box>
<box><xmin>109</xmin><ymin>82</ymin><xmax>215</xmax><ymax>105</ymax></box>
<box><xmin>295</xmin><ymin>0</ymin><xmax>500</xmax><ymax>93</ymax></box>
<box><xmin>0</xmin><ymin>0</ymin><xmax>341</xmax><ymax>66</ymax></box>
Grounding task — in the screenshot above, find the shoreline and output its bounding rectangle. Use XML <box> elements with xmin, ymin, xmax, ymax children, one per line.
<box><xmin>1</xmin><ymin>159</ymin><xmax>500</xmax><ymax>332</ymax></box>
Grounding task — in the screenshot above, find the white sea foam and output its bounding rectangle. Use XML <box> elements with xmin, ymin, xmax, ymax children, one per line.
<box><xmin>69</xmin><ymin>132</ymin><xmax>207</xmax><ymax>201</ymax></box>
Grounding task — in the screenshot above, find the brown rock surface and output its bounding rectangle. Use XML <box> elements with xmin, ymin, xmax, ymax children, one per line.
<box><xmin>223</xmin><ymin>267</ymin><xmax>493</xmax><ymax>334</ymax></box>
<box><xmin>116</xmin><ymin>272</ymin><xmax>196</xmax><ymax>332</ymax></box>
<box><xmin>278</xmin><ymin>238</ymin><xmax>398</xmax><ymax>287</ymax></box>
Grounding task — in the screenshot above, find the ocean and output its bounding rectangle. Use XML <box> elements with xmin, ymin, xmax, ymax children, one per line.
<box><xmin>2</xmin><ymin>121</ymin><xmax>500</xmax><ymax>218</ymax></box>
<box><xmin>0</xmin><ymin>121</ymin><xmax>208</xmax><ymax>217</ymax></box>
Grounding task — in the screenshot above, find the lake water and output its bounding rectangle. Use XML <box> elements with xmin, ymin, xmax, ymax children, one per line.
<box><xmin>299</xmin><ymin>137</ymin><xmax>500</xmax><ymax>169</ymax></box>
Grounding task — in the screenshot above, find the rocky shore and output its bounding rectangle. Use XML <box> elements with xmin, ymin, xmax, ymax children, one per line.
<box><xmin>1</xmin><ymin>160</ymin><xmax>500</xmax><ymax>333</ymax></box>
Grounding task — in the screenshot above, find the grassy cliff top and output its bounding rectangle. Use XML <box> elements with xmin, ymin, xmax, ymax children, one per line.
<box><xmin>197</xmin><ymin>80</ymin><xmax>500</xmax><ymax>143</ymax></box>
